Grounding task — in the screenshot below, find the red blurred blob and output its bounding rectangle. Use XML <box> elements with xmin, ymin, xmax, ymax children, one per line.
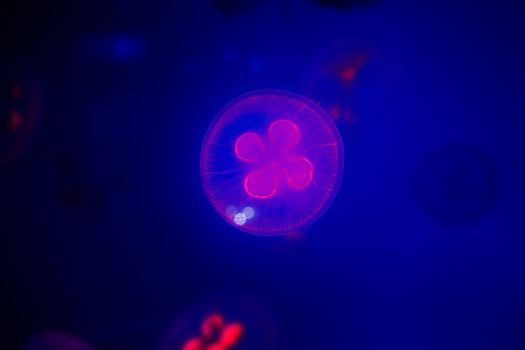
<box><xmin>11</xmin><ymin>83</ymin><xmax>23</xmax><ymax>100</ymax></box>
<box><xmin>219</xmin><ymin>323</ymin><xmax>244</xmax><ymax>347</ymax></box>
<box><xmin>302</xmin><ymin>50</ymin><xmax>367</xmax><ymax>124</ymax></box>
<box><xmin>161</xmin><ymin>295</ymin><xmax>277</xmax><ymax>350</ymax></box>
<box><xmin>182</xmin><ymin>313</ymin><xmax>244</xmax><ymax>350</ymax></box>
<box><xmin>202</xmin><ymin>314</ymin><xmax>225</xmax><ymax>338</ymax></box>
<box><xmin>340</xmin><ymin>67</ymin><xmax>357</xmax><ymax>82</ymax></box>
<box><xmin>326</xmin><ymin>105</ymin><xmax>353</xmax><ymax>123</ymax></box>
<box><xmin>183</xmin><ymin>338</ymin><xmax>204</xmax><ymax>350</ymax></box>
<box><xmin>1</xmin><ymin>62</ymin><xmax>43</xmax><ymax>166</ymax></box>
<box><xmin>8</xmin><ymin>110</ymin><xmax>23</xmax><ymax>132</ymax></box>
<box><xmin>339</xmin><ymin>53</ymin><xmax>366</xmax><ymax>81</ymax></box>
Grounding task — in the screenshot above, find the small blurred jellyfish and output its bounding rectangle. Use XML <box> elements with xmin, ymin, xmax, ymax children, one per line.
<box><xmin>114</xmin><ymin>0</ymin><xmax>133</xmax><ymax>10</ymax></box>
<box><xmin>160</xmin><ymin>295</ymin><xmax>276</xmax><ymax>350</ymax></box>
<box><xmin>211</xmin><ymin>0</ymin><xmax>262</xmax><ymax>16</ymax></box>
<box><xmin>301</xmin><ymin>39</ymin><xmax>399</xmax><ymax>127</ymax></box>
<box><xmin>53</xmin><ymin>153</ymin><xmax>126</xmax><ymax>221</ymax></box>
<box><xmin>0</xmin><ymin>59</ymin><xmax>43</xmax><ymax>166</ymax></box>
<box><xmin>248</xmin><ymin>57</ymin><xmax>265</xmax><ymax>74</ymax></box>
<box><xmin>219</xmin><ymin>46</ymin><xmax>265</xmax><ymax>75</ymax></box>
<box><xmin>314</xmin><ymin>0</ymin><xmax>379</xmax><ymax>9</ymax></box>
<box><xmin>23</xmin><ymin>331</ymin><xmax>95</xmax><ymax>350</ymax></box>
<box><xmin>414</xmin><ymin>145</ymin><xmax>498</xmax><ymax>224</ymax></box>
<box><xmin>221</xmin><ymin>48</ymin><xmax>238</xmax><ymax>63</ymax></box>
<box><xmin>301</xmin><ymin>48</ymin><xmax>368</xmax><ymax>125</ymax></box>
<box><xmin>201</xmin><ymin>90</ymin><xmax>344</xmax><ymax>235</ymax></box>
<box><xmin>74</xmin><ymin>34</ymin><xmax>146</xmax><ymax>65</ymax></box>
<box><xmin>54</xmin><ymin>154</ymin><xmax>104</xmax><ymax>213</ymax></box>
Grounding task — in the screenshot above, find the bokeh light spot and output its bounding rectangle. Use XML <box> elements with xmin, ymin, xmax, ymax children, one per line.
<box><xmin>234</xmin><ymin>212</ymin><xmax>247</xmax><ymax>225</ymax></box>
<box><xmin>242</xmin><ymin>206</ymin><xmax>255</xmax><ymax>219</ymax></box>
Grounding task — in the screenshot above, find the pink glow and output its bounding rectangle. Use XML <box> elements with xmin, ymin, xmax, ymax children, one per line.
<box><xmin>181</xmin><ymin>313</ymin><xmax>245</xmax><ymax>350</ymax></box>
<box><xmin>268</xmin><ymin>119</ymin><xmax>301</xmax><ymax>151</ymax></box>
<box><xmin>234</xmin><ymin>132</ymin><xmax>265</xmax><ymax>163</ymax></box>
<box><xmin>183</xmin><ymin>338</ymin><xmax>204</xmax><ymax>350</ymax></box>
<box><xmin>219</xmin><ymin>323</ymin><xmax>244</xmax><ymax>346</ymax></box>
<box><xmin>202</xmin><ymin>314</ymin><xmax>225</xmax><ymax>338</ymax></box>
<box><xmin>8</xmin><ymin>110</ymin><xmax>23</xmax><ymax>132</ymax></box>
<box><xmin>341</xmin><ymin>67</ymin><xmax>357</xmax><ymax>82</ymax></box>
<box><xmin>236</xmin><ymin>119</ymin><xmax>315</xmax><ymax>199</ymax></box>
<box><xmin>283</xmin><ymin>157</ymin><xmax>314</xmax><ymax>190</ymax></box>
<box><xmin>244</xmin><ymin>167</ymin><xmax>279</xmax><ymax>199</ymax></box>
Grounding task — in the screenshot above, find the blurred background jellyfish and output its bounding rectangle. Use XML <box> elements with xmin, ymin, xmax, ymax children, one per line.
<box><xmin>414</xmin><ymin>145</ymin><xmax>499</xmax><ymax>224</ymax></box>
<box><xmin>23</xmin><ymin>331</ymin><xmax>95</xmax><ymax>350</ymax></box>
<box><xmin>211</xmin><ymin>0</ymin><xmax>262</xmax><ymax>16</ymax></box>
<box><xmin>313</xmin><ymin>0</ymin><xmax>379</xmax><ymax>9</ymax></box>
<box><xmin>74</xmin><ymin>34</ymin><xmax>147</xmax><ymax>65</ymax></box>
<box><xmin>299</xmin><ymin>37</ymin><xmax>398</xmax><ymax>131</ymax></box>
<box><xmin>301</xmin><ymin>47</ymin><xmax>368</xmax><ymax>125</ymax></box>
<box><xmin>160</xmin><ymin>295</ymin><xmax>276</xmax><ymax>350</ymax></box>
<box><xmin>200</xmin><ymin>90</ymin><xmax>344</xmax><ymax>235</ymax></box>
<box><xmin>0</xmin><ymin>59</ymin><xmax>43</xmax><ymax>167</ymax></box>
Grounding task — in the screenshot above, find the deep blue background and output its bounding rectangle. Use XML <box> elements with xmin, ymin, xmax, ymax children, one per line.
<box><xmin>1</xmin><ymin>0</ymin><xmax>524</xmax><ymax>349</ymax></box>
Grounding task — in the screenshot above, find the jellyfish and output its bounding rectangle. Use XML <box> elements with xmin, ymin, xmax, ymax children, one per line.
<box><xmin>200</xmin><ymin>90</ymin><xmax>344</xmax><ymax>235</ymax></box>
<box><xmin>0</xmin><ymin>60</ymin><xmax>43</xmax><ymax>166</ymax></box>
<box><xmin>160</xmin><ymin>295</ymin><xmax>275</xmax><ymax>350</ymax></box>
<box><xmin>22</xmin><ymin>331</ymin><xmax>95</xmax><ymax>350</ymax></box>
<box><xmin>414</xmin><ymin>145</ymin><xmax>498</xmax><ymax>224</ymax></box>
<box><xmin>301</xmin><ymin>49</ymin><xmax>368</xmax><ymax>124</ymax></box>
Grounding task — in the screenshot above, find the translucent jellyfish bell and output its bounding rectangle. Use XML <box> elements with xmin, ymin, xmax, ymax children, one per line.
<box><xmin>0</xmin><ymin>60</ymin><xmax>43</xmax><ymax>167</ymax></box>
<box><xmin>201</xmin><ymin>90</ymin><xmax>344</xmax><ymax>235</ymax></box>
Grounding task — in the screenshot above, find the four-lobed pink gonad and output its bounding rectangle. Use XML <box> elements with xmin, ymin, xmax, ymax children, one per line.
<box><xmin>234</xmin><ymin>119</ymin><xmax>314</xmax><ymax>199</ymax></box>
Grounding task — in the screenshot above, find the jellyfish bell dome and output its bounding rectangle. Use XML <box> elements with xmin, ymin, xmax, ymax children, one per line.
<box><xmin>200</xmin><ymin>90</ymin><xmax>344</xmax><ymax>235</ymax></box>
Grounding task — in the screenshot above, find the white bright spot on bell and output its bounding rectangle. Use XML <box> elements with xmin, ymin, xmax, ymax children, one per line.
<box><xmin>234</xmin><ymin>212</ymin><xmax>247</xmax><ymax>226</ymax></box>
<box><xmin>243</xmin><ymin>206</ymin><xmax>255</xmax><ymax>219</ymax></box>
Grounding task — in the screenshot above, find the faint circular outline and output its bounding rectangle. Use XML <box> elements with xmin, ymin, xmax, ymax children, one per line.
<box><xmin>414</xmin><ymin>145</ymin><xmax>499</xmax><ymax>224</ymax></box>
